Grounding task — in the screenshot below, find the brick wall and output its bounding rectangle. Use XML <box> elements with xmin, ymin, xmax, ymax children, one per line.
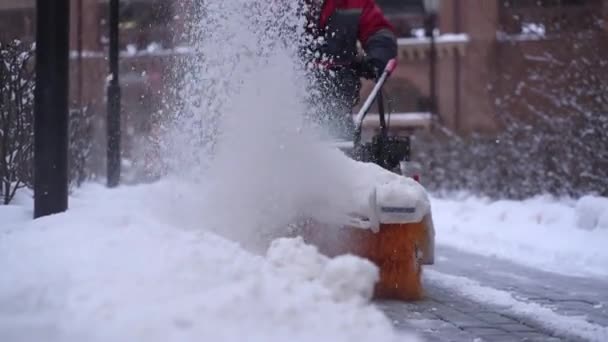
<box><xmin>2</xmin><ymin>0</ymin><xmax>606</xmax><ymax>138</ymax></box>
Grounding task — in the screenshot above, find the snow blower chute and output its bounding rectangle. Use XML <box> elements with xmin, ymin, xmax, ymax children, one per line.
<box><xmin>301</xmin><ymin>58</ymin><xmax>436</xmax><ymax>301</ymax></box>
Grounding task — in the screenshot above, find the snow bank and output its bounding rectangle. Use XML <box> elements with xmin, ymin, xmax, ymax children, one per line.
<box><xmin>0</xmin><ymin>182</ymin><xmax>415</xmax><ymax>342</ymax></box>
<box><xmin>575</xmin><ymin>196</ymin><xmax>608</xmax><ymax>231</ymax></box>
<box><xmin>432</xmin><ymin>194</ymin><xmax>608</xmax><ymax>278</ymax></box>
<box><xmin>267</xmin><ymin>237</ymin><xmax>380</xmax><ymax>302</ymax></box>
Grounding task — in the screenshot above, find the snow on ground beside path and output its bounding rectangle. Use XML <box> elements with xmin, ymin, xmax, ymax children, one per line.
<box><xmin>431</xmin><ymin>194</ymin><xmax>608</xmax><ymax>278</ymax></box>
<box><xmin>0</xmin><ymin>182</ymin><xmax>416</xmax><ymax>342</ymax></box>
<box><xmin>427</xmin><ymin>270</ymin><xmax>608</xmax><ymax>342</ymax></box>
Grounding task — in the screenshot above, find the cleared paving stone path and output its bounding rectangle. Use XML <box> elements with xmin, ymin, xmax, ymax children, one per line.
<box><xmin>379</xmin><ymin>245</ymin><xmax>608</xmax><ymax>342</ymax></box>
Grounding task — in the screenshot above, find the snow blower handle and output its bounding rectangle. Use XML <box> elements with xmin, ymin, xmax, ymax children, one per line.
<box><xmin>353</xmin><ymin>58</ymin><xmax>397</xmax><ymax>143</ymax></box>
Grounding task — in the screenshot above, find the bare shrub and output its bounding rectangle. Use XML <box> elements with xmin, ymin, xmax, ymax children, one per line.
<box><xmin>414</xmin><ymin>31</ymin><xmax>608</xmax><ymax>199</ymax></box>
<box><xmin>0</xmin><ymin>40</ymin><xmax>35</xmax><ymax>205</ymax></box>
<box><xmin>1</xmin><ymin>40</ymin><xmax>96</xmax><ymax>205</ymax></box>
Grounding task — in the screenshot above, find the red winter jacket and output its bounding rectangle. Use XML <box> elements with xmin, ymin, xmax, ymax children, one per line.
<box><xmin>303</xmin><ymin>0</ymin><xmax>397</xmax><ymax>126</ymax></box>
<box><xmin>318</xmin><ymin>0</ymin><xmax>395</xmax><ymax>49</ymax></box>
<box><xmin>306</xmin><ymin>0</ymin><xmax>397</xmax><ymax>73</ymax></box>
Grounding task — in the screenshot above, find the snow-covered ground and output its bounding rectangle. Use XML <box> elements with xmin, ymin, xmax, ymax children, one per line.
<box><xmin>3</xmin><ymin>0</ymin><xmax>606</xmax><ymax>339</ymax></box>
<box><xmin>3</xmin><ymin>181</ymin><xmax>607</xmax><ymax>341</ymax></box>
<box><xmin>0</xmin><ymin>181</ymin><xmax>416</xmax><ymax>342</ymax></box>
<box><xmin>3</xmin><ymin>179</ymin><xmax>608</xmax><ymax>342</ymax></box>
<box><xmin>431</xmin><ymin>194</ymin><xmax>608</xmax><ymax>278</ymax></box>
<box><xmin>426</xmin><ymin>270</ymin><xmax>608</xmax><ymax>341</ymax></box>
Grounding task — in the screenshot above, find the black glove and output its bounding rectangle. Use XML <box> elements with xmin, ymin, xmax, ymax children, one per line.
<box><xmin>356</xmin><ymin>56</ymin><xmax>385</xmax><ymax>80</ymax></box>
<box><xmin>361</xmin><ymin>29</ymin><xmax>397</xmax><ymax>79</ymax></box>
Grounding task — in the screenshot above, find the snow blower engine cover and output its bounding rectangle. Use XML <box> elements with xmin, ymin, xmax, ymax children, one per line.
<box><xmin>373</xmin><ymin>178</ymin><xmax>430</xmax><ymax>225</ymax></box>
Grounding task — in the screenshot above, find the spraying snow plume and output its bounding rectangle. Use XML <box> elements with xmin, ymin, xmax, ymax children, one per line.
<box><xmin>156</xmin><ymin>1</ymin><xmax>357</xmax><ymax>250</ymax></box>
<box><xmin>160</xmin><ymin>1</ymin><xmax>307</xmax><ymax>175</ymax></box>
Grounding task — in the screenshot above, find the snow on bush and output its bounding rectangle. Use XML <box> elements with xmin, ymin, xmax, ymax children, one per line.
<box><xmin>0</xmin><ymin>182</ymin><xmax>412</xmax><ymax>342</ymax></box>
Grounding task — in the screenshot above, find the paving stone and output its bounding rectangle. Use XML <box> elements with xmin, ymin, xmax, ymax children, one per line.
<box><xmin>555</xmin><ymin>300</ymin><xmax>595</xmax><ymax>311</ymax></box>
<box><xmin>450</xmin><ymin>303</ymin><xmax>491</xmax><ymax>315</ymax></box>
<box><xmin>554</xmin><ymin>308</ymin><xmax>590</xmax><ymax>317</ymax></box>
<box><xmin>473</xmin><ymin>312</ymin><xmax>519</xmax><ymax>325</ymax></box>
<box><xmin>514</xmin><ymin>331</ymin><xmax>559</xmax><ymax>340</ymax></box>
<box><xmin>431</xmin><ymin>312</ymin><xmax>487</xmax><ymax>329</ymax></box>
<box><xmin>468</xmin><ymin>334</ymin><xmax>518</xmax><ymax>342</ymax></box>
<box><xmin>524</xmin><ymin>297</ymin><xmax>558</xmax><ymax>305</ymax></box>
<box><xmin>401</xmin><ymin>322</ymin><xmax>478</xmax><ymax>342</ymax></box>
<box><xmin>418</xmin><ymin>334</ymin><xmax>473</xmax><ymax>342</ymax></box>
<box><xmin>493</xmin><ymin>323</ymin><xmax>538</xmax><ymax>333</ymax></box>
<box><xmin>382</xmin><ymin>246</ymin><xmax>608</xmax><ymax>342</ymax></box>
<box><xmin>461</xmin><ymin>326</ymin><xmax>509</xmax><ymax>336</ymax></box>
<box><xmin>587</xmin><ymin>314</ymin><xmax>608</xmax><ymax>327</ymax></box>
<box><xmin>517</xmin><ymin>337</ymin><xmax>564</xmax><ymax>342</ymax></box>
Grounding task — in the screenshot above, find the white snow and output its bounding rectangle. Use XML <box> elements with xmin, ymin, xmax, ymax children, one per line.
<box><xmin>431</xmin><ymin>194</ymin><xmax>608</xmax><ymax>278</ymax></box>
<box><xmin>0</xmin><ymin>182</ymin><xmax>416</xmax><ymax>342</ymax></box>
<box><xmin>427</xmin><ymin>270</ymin><xmax>608</xmax><ymax>342</ymax></box>
<box><xmin>397</xmin><ymin>34</ymin><xmax>470</xmax><ymax>46</ymax></box>
<box><xmin>521</xmin><ymin>22</ymin><xmax>546</xmax><ymax>37</ymax></box>
<box><xmin>575</xmin><ymin>196</ymin><xmax>608</xmax><ymax>231</ymax></box>
<box><xmin>315</xmin><ymin>152</ymin><xmax>431</xmax><ymax>230</ymax></box>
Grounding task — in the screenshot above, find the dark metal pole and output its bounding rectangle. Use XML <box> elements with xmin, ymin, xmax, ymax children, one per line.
<box><xmin>77</xmin><ymin>0</ymin><xmax>83</xmax><ymax>111</ymax></box>
<box><xmin>107</xmin><ymin>0</ymin><xmax>121</xmax><ymax>188</ymax></box>
<box><xmin>34</xmin><ymin>0</ymin><xmax>70</xmax><ymax>218</ymax></box>
<box><xmin>453</xmin><ymin>0</ymin><xmax>461</xmax><ymax>131</ymax></box>
<box><xmin>428</xmin><ymin>13</ymin><xmax>438</xmax><ymax>117</ymax></box>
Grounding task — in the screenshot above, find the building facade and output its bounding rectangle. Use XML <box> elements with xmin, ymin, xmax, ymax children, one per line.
<box><xmin>1</xmin><ymin>0</ymin><xmax>606</xmax><ymax>136</ymax></box>
<box><xmin>376</xmin><ymin>0</ymin><xmax>607</xmax><ymax>134</ymax></box>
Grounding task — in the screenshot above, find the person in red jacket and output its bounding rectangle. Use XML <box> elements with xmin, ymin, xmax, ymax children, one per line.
<box><xmin>301</xmin><ymin>0</ymin><xmax>398</xmax><ymax>139</ymax></box>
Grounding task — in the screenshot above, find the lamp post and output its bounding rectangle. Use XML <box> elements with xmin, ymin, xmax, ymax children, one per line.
<box><xmin>107</xmin><ymin>0</ymin><xmax>121</xmax><ymax>188</ymax></box>
<box><xmin>34</xmin><ymin>0</ymin><xmax>70</xmax><ymax>218</ymax></box>
<box><xmin>423</xmin><ymin>0</ymin><xmax>440</xmax><ymax>117</ymax></box>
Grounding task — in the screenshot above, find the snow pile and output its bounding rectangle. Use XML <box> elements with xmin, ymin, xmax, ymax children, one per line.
<box><xmin>432</xmin><ymin>194</ymin><xmax>608</xmax><ymax>278</ymax></box>
<box><xmin>321</xmin><ymin>254</ymin><xmax>379</xmax><ymax>302</ymax></box>
<box><xmin>575</xmin><ymin>196</ymin><xmax>608</xmax><ymax>231</ymax></box>
<box><xmin>0</xmin><ymin>183</ymin><xmax>415</xmax><ymax>342</ymax></box>
<box><xmin>267</xmin><ymin>237</ymin><xmax>380</xmax><ymax>302</ymax></box>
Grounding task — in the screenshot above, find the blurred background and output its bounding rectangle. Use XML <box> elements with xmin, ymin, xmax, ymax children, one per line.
<box><xmin>0</xmin><ymin>0</ymin><xmax>606</xmax><ymax>205</ymax></box>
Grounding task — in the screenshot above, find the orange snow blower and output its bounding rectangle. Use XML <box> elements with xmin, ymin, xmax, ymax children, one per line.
<box><xmin>301</xmin><ymin>58</ymin><xmax>435</xmax><ymax>301</ymax></box>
